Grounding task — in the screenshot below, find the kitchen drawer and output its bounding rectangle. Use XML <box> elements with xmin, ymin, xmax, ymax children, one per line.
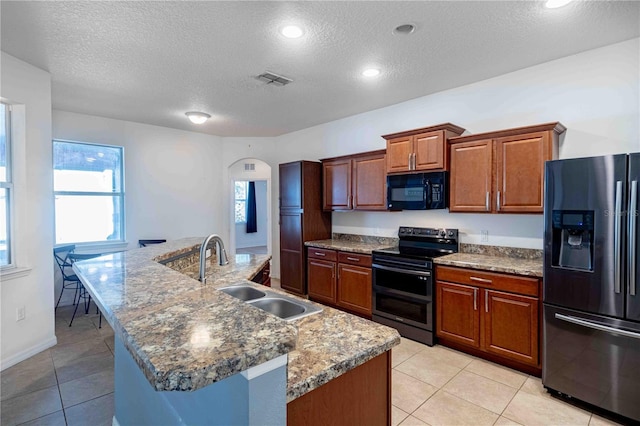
<box><xmin>436</xmin><ymin>266</ymin><xmax>539</xmax><ymax>297</ymax></box>
<box><xmin>338</xmin><ymin>252</ymin><xmax>372</xmax><ymax>267</ymax></box>
<box><xmin>308</xmin><ymin>247</ymin><xmax>337</xmax><ymax>262</ymax></box>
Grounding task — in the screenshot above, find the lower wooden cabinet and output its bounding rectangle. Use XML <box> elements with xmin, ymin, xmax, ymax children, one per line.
<box><xmin>308</xmin><ymin>258</ymin><xmax>337</xmax><ymax>305</ymax></box>
<box><xmin>484</xmin><ymin>289</ymin><xmax>539</xmax><ymax>366</ymax></box>
<box><xmin>307</xmin><ymin>248</ymin><xmax>372</xmax><ymax>317</ymax></box>
<box><xmin>436</xmin><ymin>282</ymin><xmax>480</xmax><ymax>348</ymax></box>
<box><xmin>250</xmin><ymin>261</ymin><xmax>271</xmax><ymax>287</ymax></box>
<box><xmin>287</xmin><ymin>351</ymin><xmax>391</xmax><ymax>426</ymax></box>
<box><xmin>436</xmin><ymin>265</ymin><xmax>541</xmax><ymax>373</ymax></box>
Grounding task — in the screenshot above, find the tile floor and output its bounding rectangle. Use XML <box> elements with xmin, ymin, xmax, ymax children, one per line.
<box><xmin>0</xmin><ymin>302</ymin><xmax>627</xmax><ymax>426</ymax></box>
<box><xmin>1</xmin><ymin>305</ymin><xmax>114</xmax><ymax>426</ymax></box>
<box><xmin>390</xmin><ymin>337</ymin><xmax>624</xmax><ymax>426</ymax></box>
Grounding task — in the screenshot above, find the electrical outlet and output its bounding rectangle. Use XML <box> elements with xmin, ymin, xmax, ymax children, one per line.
<box><xmin>16</xmin><ymin>306</ymin><xmax>25</xmax><ymax>322</ymax></box>
<box><xmin>481</xmin><ymin>230</ymin><xmax>489</xmax><ymax>243</ymax></box>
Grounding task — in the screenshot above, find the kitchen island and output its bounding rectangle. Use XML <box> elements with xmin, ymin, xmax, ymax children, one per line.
<box><xmin>72</xmin><ymin>238</ymin><xmax>400</xmax><ymax>425</ymax></box>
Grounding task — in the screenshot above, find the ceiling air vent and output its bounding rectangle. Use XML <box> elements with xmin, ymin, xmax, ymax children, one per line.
<box><xmin>244</xmin><ymin>163</ymin><xmax>256</xmax><ymax>171</ymax></box>
<box><xmin>256</xmin><ymin>71</ymin><xmax>293</xmax><ymax>86</ymax></box>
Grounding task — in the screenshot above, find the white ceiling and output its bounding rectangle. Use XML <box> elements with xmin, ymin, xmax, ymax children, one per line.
<box><xmin>1</xmin><ymin>1</ymin><xmax>639</xmax><ymax>137</ymax></box>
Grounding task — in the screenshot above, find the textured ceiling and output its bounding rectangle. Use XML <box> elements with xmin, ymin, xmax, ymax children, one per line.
<box><xmin>1</xmin><ymin>1</ymin><xmax>639</xmax><ymax>137</ymax></box>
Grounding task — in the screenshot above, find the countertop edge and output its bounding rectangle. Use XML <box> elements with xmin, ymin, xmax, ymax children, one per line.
<box><xmin>286</xmin><ymin>334</ymin><xmax>400</xmax><ymax>402</ymax></box>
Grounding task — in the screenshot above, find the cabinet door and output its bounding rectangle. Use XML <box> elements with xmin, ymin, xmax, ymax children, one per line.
<box><xmin>353</xmin><ymin>153</ymin><xmax>387</xmax><ymax>211</ymax></box>
<box><xmin>436</xmin><ymin>282</ymin><xmax>480</xmax><ymax>348</ymax></box>
<box><xmin>414</xmin><ymin>131</ymin><xmax>445</xmax><ymax>171</ymax></box>
<box><xmin>495</xmin><ymin>132</ymin><xmax>550</xmax><ymax>213</ymax></box>
<box><xmin>280</xmin><ymin>212</ymin><xmax>305</xmax><ymax>294</ymax></box>
<box><xmin>386</xmin><ymin>136</ymin><xmax>413</xmax><ymax>174</ymax></box>
<box><xmin>280</xmin><ymin>162</ymin><xmax>302</xmax><ymax>210</ymax></box>
<box><xmin>449</xmin><ymin>140</ymin><xmax>493</xmax><ymax>213</ymax></box>
<box><xmin>323</xmin><ymin>159</ymin><xmax>352</xmax><ymax>211</ymax></box>
<box><xmin>337</xmin><ymin>264</ymin><xmax>372</xmax><ymax>316</ymax></box>
<box><xmin>483</xmin><ymin>290</ymin><xmax>539</xmax><ymax>366</ymax></box>
<box><xmin>308</xmin><ymin>259</ymin><xmax>337</xmax><ymax>305</ymax></box>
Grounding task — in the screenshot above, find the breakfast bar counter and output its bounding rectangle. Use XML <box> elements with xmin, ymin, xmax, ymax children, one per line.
<box><xmin>72</xmin><ymin>238</ymin><xmax>399</xmax><ymax>425</ymax></box>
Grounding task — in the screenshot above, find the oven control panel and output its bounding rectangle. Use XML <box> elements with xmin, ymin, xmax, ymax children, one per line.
<box><xmin>398</xmin><ymin>227</ymin><xmax>458</xmax><ymax>240</ymax></box>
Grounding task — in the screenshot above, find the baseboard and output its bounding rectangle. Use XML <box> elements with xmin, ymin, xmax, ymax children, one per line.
<box><xmin>0</xmin><ymin>335</ymin><xmax>57</xmax><ymax>371</ymax></box>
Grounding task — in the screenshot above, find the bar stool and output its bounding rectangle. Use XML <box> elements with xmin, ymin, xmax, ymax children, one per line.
<box><xmin>53</xmin><ymin>245</ymin><xmax>81</xmax><ymax>311</ymax></box>
<box><xmin>67</xmin><ymin>253</ymin><xmax>104</xmax><ymax>328</ymax></box>
<box><xmin>138</xmin><ymin>239</ymin><xmax>166</xmax><ymax>247</ymax></box>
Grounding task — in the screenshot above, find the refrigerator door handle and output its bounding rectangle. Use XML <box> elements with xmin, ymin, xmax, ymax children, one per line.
<box><xmin>630</xmin><ymin>180</ymin><xmax>638</xmax><ymax>296</ymax></box>
<box><xmin>614</xmin><ymin>180</ymin><xmax>623</xmax><ymax>294</ymax></box>
<box><xmin>555</xmin><ymin>313</ymin><xmax>640</xmax><ymax>340</ymax></box>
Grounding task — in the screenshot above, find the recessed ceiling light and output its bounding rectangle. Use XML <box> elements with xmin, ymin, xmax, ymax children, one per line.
<box><xmin>394</xmin><ymin>24</ymin><xmax>416</xmax><ymax>35</ymax></box>
<box><xmin>281</xmin><ymin>25</ymin><xmax>304</xmax><ymax>39</ymax></box>
<box><xmin>545</xmin><ymin>0</ymin><xmax>572</xmax><ymax>8</ymax></box>
<box><xmin>185</xmin><ymin>111</ymin><xmax>211</xmax><ymax>124</ymax></box>
<box><xmin>362</xmin><ymin>68</ymin><xmax>381</xmax><ymax>78</ymax></box>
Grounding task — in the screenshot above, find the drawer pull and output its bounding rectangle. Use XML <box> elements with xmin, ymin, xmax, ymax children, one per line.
<box><xmin>470</xmin><ymin>276</ymin><xmax>492</xmax><ymax>284</ymax></box>
<box><xmin>346</xmin><ymin>257</ymin><xmax>360</xmax><ymax>262</ymax></box>
<box><xmin>314</xmin><ymin>252</ymin><xmax>326</xmax><ymax>257</ymax></box>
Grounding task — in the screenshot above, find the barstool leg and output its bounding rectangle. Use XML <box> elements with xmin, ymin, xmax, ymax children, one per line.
<box><xmin>69</xmin><ymin>294</ymin><xmax>81</xmax><ymax>327</ymax></box>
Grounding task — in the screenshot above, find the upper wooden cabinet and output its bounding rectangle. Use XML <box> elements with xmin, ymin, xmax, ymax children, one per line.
<box><xmin>382</xmin><ymin>123</ymin><xmax>465</xmax><ymax>174</ymax></box>
<box><xmin>448</xmin><ymin>122</ymin><xmax>566</xmax><ymax>214</ymax></box>
<box><xmin>322</xmin><ymin>150</ymin><xmax>387</xmax><ymax>211</ymax></box>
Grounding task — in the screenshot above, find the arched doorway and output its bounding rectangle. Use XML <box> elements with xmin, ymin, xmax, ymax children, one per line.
<box><xmin>227</xmin><ymin>158</ymin><xmax>272</xmax><ymax>257</ymax></box>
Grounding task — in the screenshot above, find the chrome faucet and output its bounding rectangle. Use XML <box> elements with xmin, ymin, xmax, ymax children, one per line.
<box><xmin>199</xmin><ymin>234</ymin><xmax>229</xmax><ymax>283</ymax></box>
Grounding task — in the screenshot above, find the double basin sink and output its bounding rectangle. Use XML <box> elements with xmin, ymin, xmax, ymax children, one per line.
<box><xmin>219</xmin><ymin>284</ymin><xmax>322</xmax><ymax>322</ymax></box>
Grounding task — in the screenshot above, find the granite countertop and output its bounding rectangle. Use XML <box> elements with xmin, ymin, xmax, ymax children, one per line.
<box><xmin>73</xmin><ymin>238</ymin><xmax>399</xmax><ymax>402</ymax></box>
<box><xmin>434</xmin><ymin>252</ymin><xmax>543</xmax><ymax>277</ymax></box>
<box><xmin>305</xmin><ymin>237</ymin><xmax>395</xmax><ymax>254</ymax></box>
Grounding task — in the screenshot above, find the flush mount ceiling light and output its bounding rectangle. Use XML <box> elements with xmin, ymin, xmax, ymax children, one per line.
<box><xmin>545</xmin><ymin>0</ymin><xmax>573</xmax><ymax>8</ymax></box>
<box><xmin>362</xmin><ymin>68</ymin><xmax>381</xmax><ymax>78</ymax></box>
<box><xmin>185</xmin><ymin>111</ymin><xmax>211</xmax><ymax>124</ymax></box>
<box><xmin>281</xmin><ymin>25</ymin><xmax>304</xmax><ymax>39</ymax></box>
<box><xmin>393</xmin><ymin>24</ymin><xmax>416</xmax><ymax>35</ymax></box>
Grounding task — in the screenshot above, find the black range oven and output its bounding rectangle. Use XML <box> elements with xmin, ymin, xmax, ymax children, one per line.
<box><xmin>372</xmin><ymin>226</ymin><xmax>458</xmax><ymax>346</ymax></box>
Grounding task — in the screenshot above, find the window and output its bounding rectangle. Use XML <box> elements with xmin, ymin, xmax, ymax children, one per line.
<box><xmin>53</xmin><ymin>140</ymin><xmax>125</xmax><ymax>245</ymax></box>
<box><xmin>0</xmin><ymin>103</ymin><xmax>12</xmax><ymax>267</ymax></box>
<box><xmin>234</xmin><ymin>181</ymin><xmax>248</xmax><ymax>223</ymax></box>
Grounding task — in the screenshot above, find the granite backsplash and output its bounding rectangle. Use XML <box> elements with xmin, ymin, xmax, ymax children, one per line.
<box><xmin>460</xmin><ymin>243</ymin><xmax>542</xmax><ymax>260</ymax></box>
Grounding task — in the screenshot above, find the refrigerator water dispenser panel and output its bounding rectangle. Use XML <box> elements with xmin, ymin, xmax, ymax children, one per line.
<box><xmin>552</xmin><ymin>210</ymin><xmax>594</xmax><ymax>271</ymax></box>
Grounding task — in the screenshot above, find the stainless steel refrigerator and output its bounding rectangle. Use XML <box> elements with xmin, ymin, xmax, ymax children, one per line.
<box><xmin>543</xmin><ymin>153</ymin><xmax>640</xmax><ymax>422</ymax></box>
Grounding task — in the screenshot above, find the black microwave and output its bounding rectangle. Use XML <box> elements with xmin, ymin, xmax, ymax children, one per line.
<box><xmin>387</xmin><ymin>172</ymin><xmax>448</xmax><ymax>211</ymax></box>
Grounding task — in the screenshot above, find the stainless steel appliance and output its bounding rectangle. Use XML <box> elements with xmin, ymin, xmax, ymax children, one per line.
<box><xmin>387</xmin><ymin>172</ymin><xmax>448</xmax><ymax>211</ymax></box>
<box><xmin>543</xmin><ymin>153</ymin><xmax>640</xmax><ymax>422</ymax></box>
<box><xmin>372</xmin><ymin>226</ymin><xmax>458</xmax><ymax>345</ymax></box>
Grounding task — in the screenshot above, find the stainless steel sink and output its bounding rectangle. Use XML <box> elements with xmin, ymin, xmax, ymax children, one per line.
<box><xmin>219</xmin><ymin>285</ymin><xmax>266</xmax><ymax>301</ymax></box>
<box><xmin>248</xmin><ymin>296</ymin><xmax>322</xmax><ymax>321</ymax></box>
<box><xmin>219</xmin><ymin>284</ymin><xmax>322</xmax><ymax>321</ymax></box>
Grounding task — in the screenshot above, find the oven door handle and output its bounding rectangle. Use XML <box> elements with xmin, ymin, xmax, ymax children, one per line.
<box><xmin>372</xmin><ymin>264</ymin><xmax>431</xmax><ymax>277</ymax></box>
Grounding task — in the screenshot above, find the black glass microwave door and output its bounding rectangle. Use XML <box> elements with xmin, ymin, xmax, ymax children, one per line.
<box><xmin>390</xmin><ymin>186</ymin><xmax>425</xmax><ymax>203</ymax></box>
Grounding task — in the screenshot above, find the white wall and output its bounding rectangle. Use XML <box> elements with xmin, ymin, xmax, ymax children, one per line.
<box><xmin>52</xmin><ymin>110</ymin><xmax>225</xmax><ymax>304</ymax></box>
<box><xmin>274</xmin><ymin>38</ymin><xmax>640</xmax><ymax>250</ymax></box>
<box><xmin>0</xmin><ymin>53</ymin><xmax>55</xmax><ymax>369</ymax></box>
<box><xmin>53</xmin><ymin>111</ymin><xmax>225</xmax><ymax>244</ymax></box>
<box><xmin>235</xmin><ymin>180</ymin><xmax>268</xmax><ymax>249</ymax></box>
